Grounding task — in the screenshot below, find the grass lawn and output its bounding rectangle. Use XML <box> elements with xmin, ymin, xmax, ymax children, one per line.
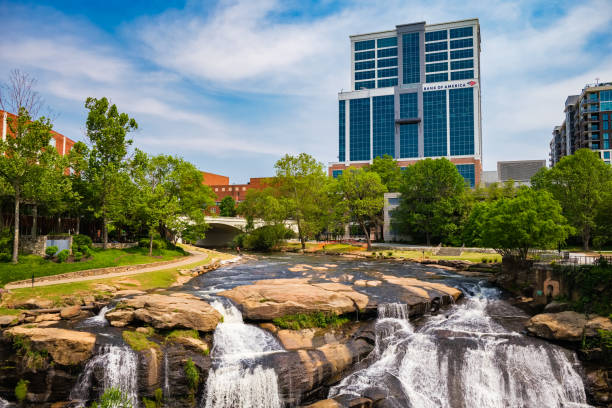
<box><xmin>0</xmin><ymin>246</ymin><xmax>188</xmax><ymax>287</ymax></box>
<box><xmin>1</xmin><ymin>254</ymin><xmax>221</xmax><ymax>307</ymax></box>
<box><xmin>322</xmin><ymin>243</ymin><xmax>365</xmax><ymax>252</ymax></box>
<box><xmin>390</xmin><ymin>250</ymin><xmax>501</xmax><ymax>263</ymax></box>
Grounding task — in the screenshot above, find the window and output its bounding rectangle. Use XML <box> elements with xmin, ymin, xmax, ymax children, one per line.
<box><xmin>604</xmin><ymin>141</ymin><xmax>610</xmax><ymax>149</ymax></box>
<box><xmin>602</xmin><ymin>114</ymin><xmax>608</xmax><ymax>120</ymax></box>
<box><xmin>355</xmin><ymin>60</ymin><xmax>375</xmax><ymax>71</ymax></box>
<box><xmin>400</xmin><ymin>92</ymin><xmax>418</xmax><ymax>118</ymax></box>
<box><xmin>451</xmin><ymin>70</ymin><xmax>474</xmax><ymax>80</ymax></box>
<box><xmin>423</xmin><ymin>90</ymin><xmax>447</xmax><ymax>157</ymax></box>
<box><xmin>604</xmin><ymin>122</ymin><xmax>609</xmax><ymax>130</ymax></box>
<box><xmin>450</xmin><ymin>59</ymin><xmax>474</xmax><ymax>70</ymax></box>
<box><xmin>377</xmin><ymin>37</ymin><xmax>397</xmax><ymax>48</ymax></box>
<box><xmin>378</xmin><ymin>78</ymin><xmax>398</xmax><ymax>87</ymax></box>
<box><xmin>426</xmin><ymin>62</ymin><xmax>448</xmax><ymax>73</ymax></box>
<box><xmin>425</xmin><ymin>30</ymin><xmax>447</xmax><ymax>42</ymax></box>
<box><xmin>373</xmin><ymin>95</ymin><xmax>395</xmax><ymax>158</ymax></box>
<box><xmin>426</xmin><ymin>73</ymin><xmax>448</xmax><ymax>83</ymax></box>
<box><xmin>456</xmin><ymin>164</ymin><xmax>475</xmax><ymax>187</ymax></box>
<box><xmin>332</xmin><ymin>170</ymin><xmax>343</xmax><ymax>178</ymax></box>
<box><xmin>378</xmin><ymin>47</ymin><xmax>398</xmax><ymax>58</ymax></box>
<box><xmin>450</xmin><ymin>27</ymin><xmax>473</xmax><ymax>39</ymax></box>
<box><xmin>400</xmin><ymin>93</ymin><xmax>418</xmax><ymax>158</ymax></box>
<box><xmin>450</xmin><ymin>38</ymin><xmax>473</xmax><ymax>49</ymax></box>
<box><xmin>604</xmin><ymin>151</ymin><xmax>611</xmax><ymax>159</ymax></box>
<box><xmin>378</xmin><ymin>68</ymin><xmax>398</xmax><ymax>78</ymax></box>
<box><xmin>592</xmin><ymin>124</ymin><xmax>599</xmax><ymax>131</ymax></box>
<box><xmin>593</xmin><ymin>133</ymin><xmax>600</xmax><ymax>140</ymax></box>
<box><xmin>451</xmin><ymin>49</ymin><xmax>473</xmax><ymax>59</ymax></box>
<box><xmin>215</xmin><ymin>188</ymin><xmax>218</xmax><ymax>192</ymax></box>
<box><xmin>402</xmin><ymin>33</ymin><xmax>420</xmax><ymax>84</ymax></box>
<box><xmin>355</xmin><ymin>70</ymin><xmax>375</xmax><ymax>81</ymax></box>
<box><xmin>221</xmin><ymin>188</ymin><xmax>225</xmax><ymax>191</ymax></box>
<box><xmin>425</xmin><ymin>42</ymin><xmax>447</xmax><ymax>52</ymax></box>
<box><xmin>355</xmin><ymin>40</ymin><xmax>375</xmax><ymax>51</ymax></box>
<box><xmin>592</xmin><ymin>143</ymin><xmax>600</xmax><ymax>149</ymax></box>
<box><xmin>604</xmin><ymin>133</ymin><xmax>610</xmax><ymax>139</ymax></box>
<box><xmin>388</xmin><ymin>197</ymin><xmax>400</xmax><ymax>205</ymax></box>
<box><xmin>228</xmin><ymin>187</ymin><xmax>232</xmax><ymax>191</ymax></box>
<box><xmin>378</xmin><ymin>58</ymin><xmax>398</xmax><ymax>68</ymax></box>
<box><xmin>589</xmin><ymin>92</ymin><xmax>598</xmax><ymax>100</ymax></box>
<box><xmin>350</xmin><ymin>98</ymin><xmax>370</xmax><ymax>161</ymax></box>
<box><xmin>449</xmin><ymin>88</ymin><xmax>474</xmax><ymax>156</ymax></box>
<box><xmin>242</xmin><ymin>187</ymin><xmax>246</xmax><ymax>191</ymax></box>
<box><xmin>426</xmin><ymin>52</ymin><xmax>447</xmax><ymax>62</ymax></box>
<box><xmin>355</xmin><ymin>80</ymin><xmax>375</xmax><ymax>89</ymax></box>
<box><xmin>355</xmin><ymin>51</ymin><xmax>375</xmax><ymax>61</ymax></box>
<box><xmin>339</xmin><ymin>100</ymin><xmax>345</xmax><ymax>162</ymax></box>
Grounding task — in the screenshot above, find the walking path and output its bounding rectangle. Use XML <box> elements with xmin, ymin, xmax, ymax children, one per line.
<box><xmin>5</xmin><ymin>250</ymin><xmax>210</xmax><ymax>290</ymax></box>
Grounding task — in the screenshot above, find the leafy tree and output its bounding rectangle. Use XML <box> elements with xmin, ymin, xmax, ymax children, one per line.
<box><xmin>478</xmin><ymin>188</ymin><xmax>573</xmax><ymax>261</ymax></box>
<box><xmin>367</xmin><ymin>154</ymin><xmax>402</xmax><ymax>192</ymax></box>
<box><xmin>219</xmin><ymin>196</ymin><xmax>237</xmax><ymax>217</ymax></box>
<box><xmin>0</xmin><ymin>109</ymin><xmax>70</xmax><ymax>263</ymax></box>
<box><xmin>83</xmin><ymin>97</ymin><xmax>137</xmax><ymax>249</ymax></box>
<box><xmin>333</xmin><ymin>168</ymin><xmax>386</xmax><ymax>250</ymax></box>
<box><xmin>392</xmin><ymin>158</ymin><xmax>467</xmax><ymax>246</ymax></box>
<box><xmin>273</xmin><ymin>153</ymin><xmax>330</xmax><ymax>249</ymax></box>
<box><xmin>532</xmin><ymin>149</ymin><xmax>612</xmax><ymax>250</ymax></box>
<box><xmin>237</xmin><ymin>188</ymin><xmax>286</xmax><ymax>229</ymax></box>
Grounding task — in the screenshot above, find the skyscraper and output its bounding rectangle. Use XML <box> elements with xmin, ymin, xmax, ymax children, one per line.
<box><xmin>329</xmin><ymin>19</ymin><xmax>482</xmax><ymax>187</ymax></box>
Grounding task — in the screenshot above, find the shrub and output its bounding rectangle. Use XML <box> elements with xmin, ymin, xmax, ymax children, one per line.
<box><xmin>73</xmin><ymin>234</ymin><xmax>93</xmax><ymax>249</ymax></box>
<box><xmin>15</xmin><ymin>379</ymin><xmax>28</xmax><ymax>402</ymax></box>
<box><xmin>45</xmin><ymin>245</ymin><xmax>59</xmax><ymax>258</ymax></box>
<box><xmin>154</xmin><ymin>388</ymin><xmax>163</xmax><ymax>407</ymax></box>
<box><xmin>57</xmin><ymin>249</ymin><xmax>70</xmax><ymax>263</ymax></box>
<box><xmin>138</xmin><ymin>238</ymin><xmax>167</xmax><ymax>250</ymax></box>
<box><xmin>122</xmin><ymin>330</ymin><xmax>159</xmax><ymax>352</ymax></box>
<box><xmin>184</xmin><ymin>358</ymin><xmax>199</xmax><ymax>391</ymax></box>
<box><xmin>234</xmin><ymin>225</ymin><xmax>293</xmax><ymax>252</ymax></box>
<box><xmin>0</xmin><ymin>228</ymin><xmax>13</xmax><ymax>262</ymax></box>
<box><xmin>94</xmin><ymin>387</ymin><xmax>133</xmax><ymax>408</ymax></box>
<box><xmin>82</xmin><ymin>246</ymin><xmax>93</xmax><ymax>258</ymax></box>
<box><xmin>73</xmin><ymin>251</ymin><xmax>83</xmax><ymax>262</ymax></box>
<box><xmin>273</xmin><ymin>311</ymin><xmax>350</xmax><ymax>330</ymax></box>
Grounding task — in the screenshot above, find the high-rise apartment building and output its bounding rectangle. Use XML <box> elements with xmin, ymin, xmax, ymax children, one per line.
<box><xmin>550</xmin><ymin>83</ymin><xmax>612</xmax><ymax>166</ymax></box>
<box><xmin>329</xmin><ymin>19</ymin><xmax>482</xmax><ymax>186</ymax></box>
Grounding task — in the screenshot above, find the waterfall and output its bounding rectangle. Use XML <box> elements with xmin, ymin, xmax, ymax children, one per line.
<box><xmin>163</xmin><ymin>350</ymin><xmax>170</xmax><ymax>398</ymax></box>
<box><xmin>330</xmin><ymin>293</ymin><xmax>591</xmax><ymax>408</ymax></box>
<box><xmin>202</xmin><ymin>299</ymin><xmax>283</xmax><ymax>408</ymax></box>
<box><xmin>78</xmin><ymin>305</ymin><xmax>112</xmax><ymax>328</ymax></box>
<box><xmin>0</xmin><ymin>397</ymin><xmax>14</xmax><ymax>407</ymax></box>
<box><xmin>70</xmin><ymin>344</ymin><xmax>139</xmax><ymax>407</ymax></box>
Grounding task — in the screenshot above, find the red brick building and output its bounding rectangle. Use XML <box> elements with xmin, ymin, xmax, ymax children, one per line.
<box><xmin>201</xmin><ymin>172</ymin><xmax>271</xmax><ymax>214</ymax></box>
<box><xmin>1</xmin><ymin>110</ymin><xmax>76</xmax><ymax>156</ymax></box>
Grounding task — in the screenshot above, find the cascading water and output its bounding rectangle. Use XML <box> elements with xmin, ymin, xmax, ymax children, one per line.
<box><xmin>202</xmin><ymin>298</ymin><xmax>284</xmax><ymax>408</ymax></box>
<box><xmin>330</xmin><ymin>287</ymin><xmax>591</xmax><ymax>408</ymax></box>
<box><xmin>0</xmin><ymin>397</ymin><xmax>14</xmax><ymax>408</ymax></box>
<box><xmin>78</xmin><ymin>305</ymin><xmax>112</xmax><ymax>328</ymax></box>
<box><xmin>70</xmin><ymin>344</ymin><xmax>139</xmax><ymax>407</ymax></box>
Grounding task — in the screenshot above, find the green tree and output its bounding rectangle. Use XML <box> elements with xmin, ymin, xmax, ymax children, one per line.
<box><xmin>478</xmin><ymin>188</ymin><xmax>573</xmax><ymax>261</ymax></box>
<box><xmin>219</xmin><ymin>196</ymin><xmax>237</xmax><ymax>217</ymax></box>
<box><xmin>237</xmin><ymin>188</ymin><xmax>286</xmax><ymax>229</ymax></box>
<box><xmin>532</xmin><ymin>149</ymin><xmax>612</xmax><ymax>250</ymax></box>
<box><xmin>273</xmin><ymin>153</ymin><xmax>330</xmax><ymax>249</ymax></box>
<box><xmin>0</xmin><ymin>109</ymin><xmax>70</xmax><ymax>263</ymax></box>
<box><xmin>84</xmin><ymin>97</ymin><xmax>137</xmax><ymax>249</ymax></box>
<box><xmin>333</xmin><ymin>168</ymin><xmax>386</xmax><ymax>251</ymax></box>
<box><xmin>367</xmin><ymin>154</ymin><xmax>402</xmax><ymax>192</ymax></box>
<box><xmin>392</xmin><ymin>158</ymin><xmax>467</xmax><ymax>246</ymax></box>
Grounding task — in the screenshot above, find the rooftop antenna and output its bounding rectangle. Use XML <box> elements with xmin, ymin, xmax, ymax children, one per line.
<box><xmin>595</xmin><ymin>77</ymin><xmax>600</xmax><ymax>85</ymax></box>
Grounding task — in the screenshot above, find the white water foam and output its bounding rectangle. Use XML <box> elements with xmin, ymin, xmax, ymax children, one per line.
<box><xmin>203</xmin><ymin>299</ymin><xmax>283</xmax><ymax>408</ymax></box>
<box><xmin>79</xmin><ymin>305</ymin><xmax>112</xmax><ymax>327</ymax></box>
<box><xmin>70</xmin><ymin>344</ymin><xmax>138</xmax><ymax>407</ymax></box>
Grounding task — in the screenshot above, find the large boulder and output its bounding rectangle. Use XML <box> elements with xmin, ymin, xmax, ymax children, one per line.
<box><xmin>4</xmin><ymin>326</ymin><xmax>96</xmax><ymax>365</ymax></box>
<box><xmin>525</xmin><ymin>311</ymin><xmax>612</xmax><ymax>342</ymax></box>
<box><xmin>106</xmin><ymin>293</ymin><xmax>221</xmax><ymax>332</ymax></box>
<box><xmin>218</xmin><ymin>279</ymin><xmax>369</xmax><ymax>320</ymax></box>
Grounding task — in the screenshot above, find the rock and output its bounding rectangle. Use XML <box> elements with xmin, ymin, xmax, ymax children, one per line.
<box><xmin>108</xmin><ymin>294</ymin><xmax>221</xmax><ymax>331</ymax></box>
<box><xmin>382</xmin><ymin>276</ymin><xmax>462</xmax><ymax>301</ymax></box>
<box><xmin>170</xmin><ymin>336</ymin><xmax>210</xmax><ymax>355</ymax></box>
<box><xmin>34</xmin><ymin>313</ymin><xmax>61</xmax><ymax>322</ymax></box>
<box><xmin>219</xmin><ymin>279</ymin><xmax>369</xmax><ymax>320</ymax></box>
<box><xmin>584</xmin><ymin>315</ymin><xmax>612</xmax><ymax>337</ymax></box>
<box><xmin>0</xmin><ymin>315</ymin><xmax>16</xmax><ymax>326</ymax></box>
<box><xmin>302</xmin><ymin>400</ymin><xmax>342</xmax><ymax>408</ymax></box>
<box><xmin>60</xmin><ymin>305</ymin><xmax>81</xmax><ymax>319</ymax></box>
<box><xmin>93</xmin><ymin>283</ymin><xmax>117</xmax><ymax>292</ymax></box>
<box><xmin>12</xmin><ymin>298</ymin><xmax>54</xmax><ymax>309</ymax></box>
<box><xmin>114</xmin><ymin>289</ymin><xmax>146</xmax><ymax>297</ymax></box>
<box><xmin>525</xmin><ymin>311</ymin><xmax>612</xmax><ymax>342</ymax></box>
<box><xmin>4</xmin><ymin>327</ymin><xmax>96</xmax><ymax>365</ymax></box>
<box><xmin>584</xmin><ymin>367</ymin><xmax>611</xmax><ymax>406</ymax></box>
<box><xmin>543</xmin><ymin>301</ymin><xmax>571</xmax><ymax>313</ymax></box>
<box><xmin>136</xmin><ymin>327</ymin><xmax>151</xmax><ymax>334</ymax></box>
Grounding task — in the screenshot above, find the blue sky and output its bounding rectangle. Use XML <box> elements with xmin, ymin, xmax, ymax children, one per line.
<box><xmin>1</xmin><ymin>0</ymin><xmax>611</xmax><ymax>182</ymax></box>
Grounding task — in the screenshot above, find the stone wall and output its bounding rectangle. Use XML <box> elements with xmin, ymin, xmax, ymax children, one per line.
<box><xmin>19</xmin><ymin>235</ymin><xmax>46</xmax><ymax>256</ymax></box>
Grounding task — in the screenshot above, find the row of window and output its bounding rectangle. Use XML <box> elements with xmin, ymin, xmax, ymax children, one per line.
<box><xmin>339</xmin><ymin>100</ymin><xmax>346</xmax><ymax>162</ymax></box>
<box><xmin>355</xmin><ymin>78</ymin><xmax>399</xmax><ymax>89</ymax></box>
<box><xmin>592</xmin><ymin>141</ymin><xmax>611</xmax><ymax>149</ymax></box>
<box><xmin>425</xmin><ymin>69</ymin><xmax>475</xmax><ymax>83</ymax></box>
<box><xmin>355</xmin><ymin>37</ymin><xmax>398</xmax><ymax>51</ymax></box>
<box><xmin>213</xmin><ymin>186</ymin><xmax>247</xmax><ymax>192</ymax></box>
<box><xmin>356</xmin><ymin>48</ymin><xmax>400</xmax><ymax>61</ymax></box>
<box><xmin>424</xmin><ymin>37</ymin><xmax>473</xmax><ymax>53</ymax></box>
<box><xmin>355</xmin><ymin>57</ymin><xmax>399</xmax><ymax>71</ymax></box>
<box><xmin>402</xmin><ymin>33</ymin><xmax>420</xmax><ymax>84</ymax></box>
<box><xmin>356</xmin><ymin>27</ymin><xmax>472</xmax><ymax>52</ymax></box>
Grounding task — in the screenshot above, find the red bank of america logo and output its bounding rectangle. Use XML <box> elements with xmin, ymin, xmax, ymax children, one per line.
<box><xmin>468</xmin><ymin>81</ymin><xmax>476</xmax><ymax>86</ymax></box>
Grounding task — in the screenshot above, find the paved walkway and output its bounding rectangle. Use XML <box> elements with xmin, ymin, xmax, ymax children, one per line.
<box><xmin>5</xmin><ymin>250</ymin><xmax>210</xmax><ymax>290</ymax></box>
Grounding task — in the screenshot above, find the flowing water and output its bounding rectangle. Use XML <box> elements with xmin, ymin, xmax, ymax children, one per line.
<box><xmin>202</xmin><ymin>298</ymin><xmax>284</xmax><ymax>408</ymax></box>
<box><xmin>77</xmin><ymin>305</ymin><xmax>112</xmax><ymax>328</ymax></box>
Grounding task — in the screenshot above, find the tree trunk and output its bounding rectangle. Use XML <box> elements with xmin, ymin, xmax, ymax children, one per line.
<box><xmin>31</xmin><ymin>204</ymin><xmax>37</xmax><ymax>238</ymax></box>
<box><xmin>12</xmin><ymin>187</ymin><xmax>20</xmax><ymax>264</ymax></box>
<box><xmin>76</xmin><ymin>215</ymin><xmax>80</xmax><ymax>235</ymax></box>
<box><xmin>103</xmin><ymin>215</ymin><xmax>108</xmax><ymax>250</ymax></box>
<box><xmin>361</xmin><ymin>222</ymin><xmax>372</xmax><ymax>251</ymax></box>
<box><xmin>582</xmin><ymin>225</ymin><xmax>590</xmax><ymax>251</ymax></box>
<box><xmin>425</xmin><ymin>231</ymin><xmax>431</xmax><ymax>247</ymax></box>
<box><xmin>149</xmin><ymin>233</ymin><xmax>154</xmax><ymax>257</ymax></box>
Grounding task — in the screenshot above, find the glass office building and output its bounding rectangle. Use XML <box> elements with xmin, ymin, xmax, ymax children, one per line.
<box><xmin>329</xmin><ymin>19</ymin><xmax>483</xmax><ymax>187</ymax></box>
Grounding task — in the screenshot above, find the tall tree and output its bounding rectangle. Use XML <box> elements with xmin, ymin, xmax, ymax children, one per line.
<box><xmin>392</xmin><ymin>158</ymin><xmax>467</xmax><ymax>246</ymax></box>
<box><xmin>367</xmin><ymin>154</ymin><xmax>402</xmax><ymax>192</ymax></box>
<box><xmin>84</xmin><ymin>97</ymin><xmax>137</xmax><ymax>249</ymax></box>
<box><xmin>0</xmin><ymin>109</ymin><xmax>68</xmax><ymax>262</ymax></box>
<box><xmin>273</xmin><ymin>153</ymin><xmax>329</xmax><ymax>250</ymax></box>
<box><xmin>0</xmin><ymin>69</ymin><xmax>43</xmax><ymax>117</ymax></box>
<box><xmin>219</xmin><ymin>196</ymin><xmax>237</xmax><ymax>217</ymax></box>
<box><xmin>333</xmin><ymin>168</ymin><xmax>387</xmax><ymax>251</ymax></box>
<box><xmin>531</xmin><ymin>148</ymin><xmax>612</xmax><ymax>250</ymax></box>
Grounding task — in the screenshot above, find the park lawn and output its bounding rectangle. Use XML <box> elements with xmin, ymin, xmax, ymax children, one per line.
<box><xmin>321</xmin><ymin>243</ymin><xmax>365</xmax><ymax>252</ymax></box>
<box><xmin>0</xmin><ymin>246</ymin><xmax>188</xmax><ymax>287</ymax></box>
<box><xmin>390</xmin><ymin>250</ymin><xmax>501</xmax><ymax>263</ymax></box>
<box><xmin>282</xmin><ymin>242</ymin><xmax>321</xmax><ymax>250</ymax></box>
<box><xmin>1</xmin><ymin>255</ymin><xmax>217</xmax><ymax>307</ymax></box>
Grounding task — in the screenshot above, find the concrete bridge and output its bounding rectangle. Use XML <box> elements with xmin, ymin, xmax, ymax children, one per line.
<box><xmin>196</xmin><ymin>216</ymin><xmax>298</xmax><ymax>248</ymax></box>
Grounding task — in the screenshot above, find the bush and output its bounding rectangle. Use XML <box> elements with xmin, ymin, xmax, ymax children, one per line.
<box><xmin>82</xmin><ymin>246</ymin><xmax>93</xmax><ymax>258</ymax></box>
<box><xmin>138</xmin><ymin>238</ymin><xmax>167</xmax><ymax>250</ymax></box>
<box><xmin>0</xmin><ymin>228</ymin><xmax>13</xmax><ymax>262</ymax></box>
<box><xmin>57</xmin><ymin>249</ymin><xmax>70</xmax><ymax>263</ymax></box>
<box><xmin>92</xmin><ymin>387</ymin><xmax>133</xmax><ymax>408</ymax></box>
<box><xmin>73</xmin><ymin>251</ymin><xmax>83</xmax><ymax>262</ymax></box>
<box><xmin>184</xmin><ymin>358</ymin><xmax>199</xmax><ymax>391</ymax></box>
<box><xmin>73</xmin><ymin>234</ymin><xmax>93</xmax><ymax>249</ymax></box>
<box><xmin>15</xmin><ymin>378</ymin><xmax>28</xmax><ymax>402</ymax></box>
<box><xmin>233</xmin><ymin>225</ymin><xmax>292</xmax><ymax>252</ymax></box>
<box><xmin>45</xmin><ymin>245</ymin><xmax>58</xmax><ymax>258</ymax></box>
<box><xmin>273</xmin><ymin>311</ymin><xmax>350</xmax><ymax>330</ymax></box>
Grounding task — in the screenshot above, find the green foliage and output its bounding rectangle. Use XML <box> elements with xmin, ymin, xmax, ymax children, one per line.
<box><xmin>272</xmin><ymin>311</ymin><xmax>350</xmax><ymax>330</ymax></box>
<box><xmin>56</xmin><ymin>249</ymin><xmax>69</xmax><ymax>263</ymax></box>
<box><xmin>72</xmin><ymin>234</ymin><xmax>93</xmax><ymax>255</ymax></box>
<box><xmin>45</xmin><ymin>245</ymin><xmax>58</xmax><ymax>258</ymax></box>
<box><xmin>532</xmin><ymin>148</ymin><xmax>612</xmax><ymax>250</ymax></box>
<box><xmin>0</xmin><ymin>228</ymin><xmax>13</xmax><ymax>262</ymax></box>
<box><xmin>142</xmin><ymin>398</ymin><xmax>156</xmax><ymax>408</ymax></box>
<box><xmin>184</xmin><ymin>358</ymin><xmax>199</xmax><ymax>391</ymax></box>
<box><xmin>165</xmin><ymin>329</ymin><xmax>200</xmax><ymax>341</ymax></box>
<box><xmin>15</xmin><ymin>378</ymin><xmax>28</xmax><ymax>402</ymax></box>
<box><xmin>138</xmin><ymin>238</ymin><xmax>167</xmax><ymax>250</ymax></box>
<box><xmin>233</xmin><ymin>224</ymin><xmax>293</xmax><ymax>251</ymax></box>
<box><xmin>154</xmin><ymin>388</ymin><xmax>163</xmax><ymax>406</ymax></box>
<box><xmin>477</xmin><ymin>188</ymin><xmax>572</xmax><ymax>261</ymax></box>
<box><xmin>122</xmin><ymin>330</ymin><xmax>159</xmax><ymax>352</ymax></box>
<box><xmin>73</xmin><ymin>251</ymin><xmax>83</xmax><ymax>262</ymax></box>
<box><xmin>392</xmin><ymin>158</ymin><xmax>467</xmax><ymax>246</ymax></box>
<box><xmin>366</xmin><ymin>154</ymin><xmax>402</xmax><ymax>192</ymax></box>
<box><xmin>557</xmin><ymin>259</ymin><xmax>612</xmax><ymax>317</ymax></box>
<box><xmin>219</xmin><ymin>196</ymin><xmax>237</xmax><ymax>217</ymax></box>
<box><xmin>11</xmin><ymin>334</ymin><xmax>48</xmax><ymax>370</ymax></box>
<box><xmin>93</xmin><ymin>387</ymin><xmax>133</xmax><ymax>408</ymax></box>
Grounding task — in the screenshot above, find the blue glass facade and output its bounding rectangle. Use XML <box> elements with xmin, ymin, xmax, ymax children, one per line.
<box><xmin>450</xmin><ymin>38</ymin><xmax>473</xmax><ymax>49</ymax></box>
<box><xmin>355</xmin><ymin>60</ymin><xmax>375</xmax><ymax>70</ymax></box>
<box><xmin>399</xmin><ymin>92</ymin><xmax>418</xmax><ymax>157</ymax></box>
<box><xmin>338</xmin><ymin>100</ymin><xmax>345</xmax><ymax>162</ymax></box>
<box><xmin>355</xmin><ymin>70</ymin><xmax>375</xmax><ymax>81</ymax></box>
<box><xmin>456</xmin><ymin>164</ymin><xmax>475</xmax><ymax>187</ymax></box>
<box><xmin>373</xmin><ymin>95</ymin><xmax>395</xmax><ymax>158</ymax></box>
<box><xmin>423</xmin><ymin>90</ymin><xmax>447</xmax><ymax>157</ymax></box>
<box><xmin>332</xmin><ymin>170</ymin><xmax>344</xmax><ymax>178</ymax></box>
<box><xmin>400</xmin><ymin>93</ymin><xmax>418</xmax><ymax>117</ymax></box>
<box><xmin>451</xmin><ymin>59</ymin><xmax>474</xmax><ymax>70</ymax></box>
<box><xmin>378</xmin><ymin>78</ymin><xmax>398</xmax><ymax>87</ymax></box>
<box><xmin>355</xmin><ymin>40</ymin><xmax>375</xmax><ymax>51</ymax></box>
<box><xmin>426</xmin><ymin>62</ymin><xmax>448</xmax><ymax>72</ymax></box>
<box><xmin>425</xmin><ymin>30</ymin><xmax>447</xmax><ymax>42</ymax></box>
<box><xmin>350</xmin><ymin>98</ymin><xmax>371</xmax><ymax>161</ymax></box>
<box><xmin>402</xmin><ymin>33</ymin><xmax>420</xmax><ymax>84</ymax></box>
<box><xmin>378</xmin><ymin>68</ymin><xmax>398</xmax><ymax>78</ymax></box>
<box><xmin>378</xmin><ymin>58</ymin><xmax>398</xmax><ymax>68</ymax></box>
<box><xmin>426</xmin><ymin>52</ymin><xmax>447</xmax><ymax>62</ymax></box>
<box><xmin>450</xmin><ymin>27</ymin><xmax>473</xmax><ymax>38</ymax></box>
<box><xmin>355</xmin><ymin>51</ymin><xmax>375</xmax><ymax>61</ymax></box>
<box><xmin>378</xmin><ymin>48</ymin><xmax>398</xmax><ymax>58</ymax></box>
<box><xmin>451</xmin><ymin>70</ymin><xmax>474</xmax><ymax>80</ymax></box>
<box><xmin>450</xmin><ymin>49</ymin><xmax>473</xmax><ymax>59</ymax></box>
<box><xmin>426</xmin><ymin>73</ymin><xmax>448</xmax><ymax>83</ymax></box>
<box><xmin>377</xmin><ymin>37</ymin><xmax>397</xmax><ymax>48</ymax></box>
<box><xmin>355</xmin><ymin>80</ymin><xmax>375</xmax><ymax>89</ymax></box>
<box><xmin>449</xmin><ymin>88</ymin><xmax>474</xmax><ymax>155</ymax></box>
